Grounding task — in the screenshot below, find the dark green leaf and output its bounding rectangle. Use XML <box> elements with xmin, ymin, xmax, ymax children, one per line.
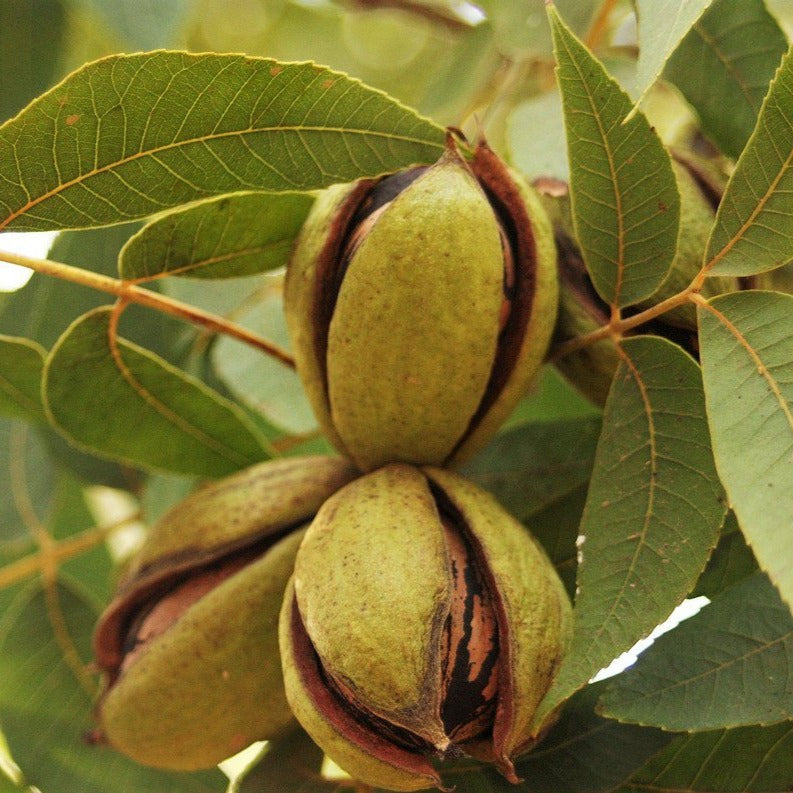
<box><xmin>698</xmin><ymin>291</ymin><xmax>793</xmax><ymax>611</ymax></box>
<box><xmin>549</xmin><ymin>7</ymin><xmax>680</xmax><ymax>307</ymax></box>
<box><xmin>0</xmin><ymin>582</ymin><xmax>225</xmax><ymax>793</ymax></box>
<box><xmin>447</xmin><ymin>683</ymin><xmax>670</xmax><ymax>793</ymax></box>
<box><xmin>0</xmin><ymin>0</ymin><xmax>66</xmax><ymax>123</ymax></box>
<box><xmin>664</xmin><ymin>0</ymin><xmax>789</xmax><ymax>160</ymax></box>
<box><xmin>601</xmin><ymin>572</ymin><xmax>793</xmax><ymax>730</ymax></box>
<box><xmin>0</xmin><ymin>337</ymin><xmax>45</xmax><ymax>422</ymax></box>
<box><xmin>692</xmin><ymin>512</ymin><xmax>759</xmax><ymax>599</ymax></box>
<box><xmin>43</xmin><ymin>307</ymin><xmax>271</xmax><ymax>477</ymax></box>
<box><xmin>119</xmin><ymin>192</ymin><xmax>315</xmax><ymax>281</ymax></box>
<box><xmin>617</xmin><ymin>721</ymin><xmax>793</xmax><ymax>792</ymax></box>
<box><xmin>233</xmin><ymin>729</ymin><xmax>329</xmax><ymax>793</ymax></box>
<box><xmin>534</xmin><ymin>336</ymin><xmax>726</xmax><ymax>729</ymax></box>
<box><xmin>462</xmin><ymin>416</ymin><xmax>601</xmax><ymax>521</ymax></box>
<box><xmin>706</xmin><ymin>45</ymin><xmax>793</xmax><ymax>276</ymax></box>
<box><xmin>0</xmin><ymin>52</ymin><xmax>445</xmax><ymax>232</ymax></box>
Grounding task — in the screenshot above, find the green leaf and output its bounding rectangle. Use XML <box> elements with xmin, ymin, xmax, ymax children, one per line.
<box><xmin>549</xmin><ymin>7</ymin><xmax>680</xmax><ymax>308</ymax></box>
<box><xmin>705</xmin><ymin>45</ymin><xmax>793</xmax><ymax>276</ymax></box>
<box><xmin>0</xmin><ymin>582</ymin><xmax>225</xmax><ymax>793</ymax></box>
<box><xmin>617</xmin><ymin>721</ymin><xmax>793</xmax><ymax>793</ymax></box>
<box><xmin>0</xmin><ymin>0</ymin><xmax>66</xmax><ymax>123</ymax></box>
<box><xmin>119</xmin><ymin>192</ymin><xmax>315</xmax><ymax>281</ymax></box>
<box><xmin>0</xmin><ymin>52</ymin><xmax>445</xmax><ymax>232</ymax></box>
<box><xmin>0</xmin><ymin>337</ymin><xmax>45</xmax><ymax>422</ymax></box>
<box><xmin>664</xmin><ymin>0</ymin><xmax>789</xmax><ymax>160</ymax></box>
<box><xmin>0</xmin><ymin>420</ymin><xmax>55</xmax><ymax>546</ymax></box>
<box><xmin>634</xmin><ymin>0</ymin><xmax>715</xmax><ymax>103</ymax></box>
<box><xmin>212</xmin><ymin>289</ymin><xmax>317</xmax><ymax>435</ymax></box>
<box><xmin>233</xmin><ymin>729</ymin><xmax>329</xmax><ymax>793</ymax></box>
<box><xmin>534</xmin><ymin>336</ymin><xmax>726</xmax><ymax>729</ymax></box>
<box><xmin>43</xmin><ymin>307</ymin><xmax>271</xmax><ymax>477</ymax></box>
<box><xmin>448</xmin><ymin>683</ymin><xmax>670</xmax><ymax>793</ymax></box>
<box><xmin>462</xmin><ymin>416</ymin><xmax>601</xmax><ymax>522</ymax></box>
<box><xmin>692</xmin><ymin>511</ymin><xmax>759</xmax><ymax>600</ymax></box>
<box><xmin>698</xmin><ymin>290</ymin><xmax>793</xmax><ymax>611</ymax></box>
<box><xmin>600</xmin><ymin>572</ymin><xmax>793</xmax><ymax>730</ymax></box>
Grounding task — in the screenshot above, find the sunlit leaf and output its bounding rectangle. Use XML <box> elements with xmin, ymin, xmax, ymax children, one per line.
<box><xmin>549</xmin><ymin>7</ymin><xmax>680</xmax><ymax>307</ymax></box>
<box><xmin>664</xmin><ymin>0</ymin><xmax>789</xmax><ymax>160</ymax></box>
<box><xmin>634</xmin><ymin>0</ymin><xmax>715</xmax><ymax>102</ymax></box>
<box><xmin>705</xmin><ymin>45</ymin><xmax>793</xmax><ymax>276</ymax></box>
<box><xmin>698</xmin><ymin>290</ymin><xmax>793</xmax><ymax>610</ymax></box>
<box><xmin>0</xmin><ymin>337</ymin><xmax>45</xmax><ymax>422</ymax></box>
<box><xmin>119</xmin><ymin>192</ymin><xmax>315</xmax><ymax>281</ymax></box>
<box><xmin>0</xmin><ymin>52</ymin><xmax>445</xmax><ymax>232</ymax></box>
<box><xmin>0</xmin><ymin>582</ymin><xmax>226</xmax><ymax>793</ymax></box>
<box><xmin>533</xmin><ymin>336</ymin><xmax>726</xmax><ymax>729</ymax></box>
<box><xmin>601</xmin><ymin>572</ymin><xmax>793</xmax><ymax>730</ymax></box>
<box><xmin>43</xmin><ymin>307</ymin><xmax>270</xmax><ymax>477</ymax></box>
<box><xmin>617</xmin><ymin>721</ymin><xmax>793</xmax><ymax>793</ymax></box>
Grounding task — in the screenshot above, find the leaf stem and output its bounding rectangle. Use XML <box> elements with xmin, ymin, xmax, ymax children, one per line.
<box><xmin>585</xmin><ymin>0</ymin><xmax>620</xmax><ymax>50</ymax></box>
<box><xmin>0</xmin><ymin>514</ymin><xmax>141</xmax><ymax>591</ymax></box>
<box><xmin>551</xmin><ymin>288</ymin><xmax>695</xmax><ymax>361</ymax></box>
<box><xmin>0</xmin><ymin>248</ymin><xmax>296</xmax><ymax>369</ymax></box>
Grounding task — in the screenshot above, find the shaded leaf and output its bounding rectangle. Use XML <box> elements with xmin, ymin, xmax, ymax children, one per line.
<box><xmin>706</xmin><ymin>45</ymin><xmax>793</xmax><ymax>276</ymax></box>
<box><xmin>618</xmin><ymin>721</ymin><xmax>793</xmax><ymax>793</ymax></box>
<box><xmin>119</xmin><ymin>192</ymin><xmax>315</xmax><ymax>281</ymax></box>
<box><xmin>0</xmin><ymin>0</ymin><xmax>66</xmax><ymax>123</ymax></box>
<box><xmin>462</xmin><ymin>416</ymin><xmax>601</xmax><ymax>521</ymax></box>
<box><xmin>213</xmin><ymin>288</ymin><xmax>316</xmax><ymax>435</ymax></box>
<box><xmin>0</xmin><ymin>582</ymin><xmax>225</xmax><ymax>793</ymax></box>
<box><xmin>634</xmin><ymin>0</ymin><xmax>715</xmax><ymax>102</ymax></box>
<box><xmin>692</xmin><ymin>511</ymin><xmax>759</xmax><ymax>600</ymax></box>
<box><xmin>549</xmin><ymin>7</ymin><xmax>680</xmax><ymax>307</ymax></box>
<box><xmin>664</xmin><ymin>0</ymin><xmax>789</xmax><ymax>160</ymax></box>
<box><xmin>600</xmin><ymin>572</ymin><xmax>793</xmax><ymax>730</ymax></box>
<box><xmin>0</xmin><ymin>52</ymin><xmax>445</xmax><ymax>232</ymax></box>
<box><xmin>509</xmin><ymin>91</ymin><xmax>569</xmax><ymax>181</ymax></box>
<box><xmin>0</xmin><ymin>420</ymin><xmax>55</xmax><ymax>546</ymax></box>
<box><xmin>233</xmin><ymin>729</ymin><xmax>329</xmax><ymax>793</ymax></box>
<box><xmin>448</xmin><ymin>683</ymin><xmax>670</xmax><ymax>793</ymax></box>
<box><xmin>43</xmin><ymin>307</ymin><xmax>270</xmax><ymax>477</ymax></box>
<box><xmin>0</xmin><ymin>337</ymin><xmax>45</xmax><ymax>422</ymax></box>
<box><xmin>698</xmin><ymin>291</ymin><xmax>793</xmax><ymax>611</ymax></box>
<box><xmin>534</xmin><ymin>336</ymin><xmax>726</xmax><ymax>728</ymax></box>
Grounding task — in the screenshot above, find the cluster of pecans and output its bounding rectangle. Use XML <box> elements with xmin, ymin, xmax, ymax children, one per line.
<box><xmin>92</xmin><ymin>135</ymin><xmax>704</xmax><ymax>790</ymax></box>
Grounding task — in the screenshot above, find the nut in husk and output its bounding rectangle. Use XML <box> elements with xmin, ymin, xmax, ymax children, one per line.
<box><xmin>285</xmin><ymin>138</ymin><xmax>558</xmax><ymax>471</ymax></box>
<box><xmin>279</xmin><ymin>464</ymin><xmax>572</xmax><ymax>792</ymax></box>
<box><xmin>93</xmin><ymin>455</ymin><xmax>357</xmax><ymax>771</ymax></box>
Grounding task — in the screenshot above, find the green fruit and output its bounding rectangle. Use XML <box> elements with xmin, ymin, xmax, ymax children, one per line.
<box><xmin>94</xmin><ymin>455</ymin><xmax>357</xmax><ymax>771</ymax></box>
<box><xmin>285</xmin><ymin>139</ymin><xmax>558</xmax><ymax>471</ymax></box>
<box><xmin>279</xmin><ymin>464</ymin><xmax>572</xmax><ymax>791</ymax></box>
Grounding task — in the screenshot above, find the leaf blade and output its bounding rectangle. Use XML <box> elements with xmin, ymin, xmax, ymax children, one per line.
<box><xmin>549</xmin><ymin>6</ymin><xmax>680</xmax><ymax>307</ymax></box>
<box><xmin>698</xmin><ymin>290</ymin><xmax>793</xmax><ymax>610</ymax></box>
<box><xmin>0</xmin><ymin>336</ymin><xmax>46</xmax><ymax>422</ymax></box>
<box><xmin>534</xmin><ymin>336</ymin><xmax>726</xmax><ymax>728</ymax></box>
<box><xmin>601</xmin><ymin>572</ymin><xmax>793</xmax><ymax>730</ymax></box>
<box><xmin>664</xmin><ymin>0</ymin><xmax>789</xmax><ymax>160</ymax></box>
<box><xmin>0</xmin><ymin>52</ymin><xmax>445</xmax><ymax>232</ymax></box>
<box><xmin>705</xmin><ymin>45</ymin><xmax>793</xmax><ymax>276</ymax></box>
<box><xmin>119</xmin><ymin>191</ymin><xmax>315</xmax><ymax>281</ymax></box>
<box><xmin>43</xmin><ymin>306</ymin><xmax>270</xmax><ymax>477</ymax></box>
